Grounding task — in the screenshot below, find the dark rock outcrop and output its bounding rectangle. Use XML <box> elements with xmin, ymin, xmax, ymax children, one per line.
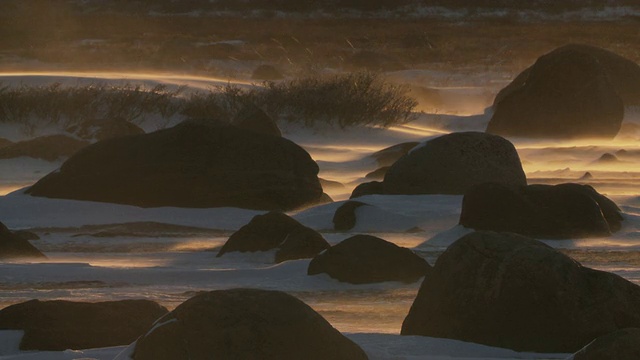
<box><xmin>350</xmin><ymin>181</ymin><xmax>385</xmax><ymax>199</ymax></box>
<box><xmin>0</xmin><ymin>299</ymin><xmax>168</xmax><ymax>350</ymax></box>
<box><xmin>0</xmin><ymin>135</ymin><xmax>89</xmax><ymax>161</ymax></box>
<box><xmin>275</xmin><ymin>226</ymin><xmax>330</xmax><ymax>263</ymax></box>
<box><xmin>384</xmin><ymin>132</ymin><xmax>526</xmax><ymax>195</ymax></box>
<box><xmin>67</xmin><ymin>117</ymin><xmax>145</xmax><ymax>141</ymax></box>
<box><xmin>459</xmin><ymin>182</ymin><xmax>623</xmax><ymax>238</ymax></box>
<box><xmin>365</xmin><ymin>166</ymin><xmax>390</xmax><ymax>180</ymax></box>
<box><xmin>579</xmin><ymin>172</ymin><xmax>593</xmax><ymax>180</ymax></box>
<box><xmin>488</xmin><ymin>44</ymin><xmax>627</xmax><ymax>139</ymax></box>
<box><xmin>0</xmin><ymin>222</ymin><xmax>45</xmax><ymax>260</ymax></box>
<box><xmin>26</xmin><ymin>122</ymin><xmax>323</xmax><ymax>210</ymax></box>
<box><xmin>333</xmin><ymin>201</ymin><xmax>369</xmax><ymax>231</ymax></box>
<box><xmin>232</xmin><ymin>103</ymin><xmax>281</xmax><ymax>137</ymax></box>
<box><xmin>217</xmin><ymin>212</ymin><xmax>329</xmax><ymax>263</ymax></box>
<box><xmin>572</xmin><ymin>328</ymin><xmax>640</xmax><ymax>360</ymax></box>
<box><xmin>594</xmin><ymin>153</ymin><xmax>619</xmax><ymax>163</ymax></box>
<box><xmin>130</xmin><ymin>289</ymin><xmax>368</xmax><ymax>360</ymax></box>
<box><xmin>401</xmin><ymin>231</ymin><xmax>640</xmax><ymax>353</ymax></box>
<box><xmin>308</xmin><ymin>234</ymin><xmax>430</xmax><ymax>284</ymax></box>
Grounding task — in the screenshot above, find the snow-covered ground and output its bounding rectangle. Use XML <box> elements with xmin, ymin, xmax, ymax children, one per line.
<box><xmin>1</xmin><ymin>72</ymin><xmax>640</xmax><ymax>360</ymax></box>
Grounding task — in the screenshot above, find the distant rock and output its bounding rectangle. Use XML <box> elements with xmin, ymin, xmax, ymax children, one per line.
<box><xmin>460</xmin><ymin>182</ymin><xmax>622</xmax><ymax>238</ymax></box>
<box><xmin>217</xmin><ymin>212</ymin><xmax>329</xmax><ymax>263</ymax></box>
<box><xmin>251</xmin><ymin>64</ymin><xmax>284</xmax><ymax>80</ymax></box>
<box><xmin>0</xmin><ymin>135</ymin><xmax>89</xmax><ymax>161</ymax></box>
<box><xmin>401</xmin><ymin>231</ymin><xmax>640</xmax><ymax>353</ymax></box>
<box><xmin>488</xmin><ymin>44</ymin><xmax>626</xmax><ymax>139</ymax></box>
<box><xmin>350</xmin><ymin>181</ymin><xmax>385</xmax><ymax>199</ymax></box>
<box><xmin>67</xmin><ymin>117</ymin><xmax>145</xmax><ymax>141</ymax></box>
<box><xmin>368</xmin><ymin>141</ymin><xmax>419</xmax><ymax>167</ymax></box>
<box><xmin>571</xmin><ymin>328</ymin><xmax>640</xmax><ymax>360</ymax></box>
<box><xmin>333</xmin><ymin>201</ymin><xmax>369</xmax><ymax>231</ymax></box>
<box><xmin>579</xmin><ymin>171</ymin><xmax>593</xmax><ymax>180</ymax></box>
<box><xmin>308</xmin><ymin>234</ymin><xmax>430</xmax><ymax>284</ymax></box>
<box><xmin>594</xmin><ymin>153</ymin><xmax>619</xmax><ymax>163</ymax></box>
<box><xmin>345</xmin><ymin>51</ymin><xmax>406</xmax><ymax>72</ymax></box>
<box><xmin>26</xmin><ymin>121</ymin><xmax>323</xmax><ymax>210</ymax></box>
<box><xmin>0</xmin><ymin>222</ymin><xmax>45</xmax><ymax>260</ymax></box>
<box><xmin>0</xmin><ymin>299</ymin><xmax>167</xmax><ymax>351</ymax></box>
<box><xmin>129</xmin><ymin>289</ymin><xmax>368</xmax><ymax>360</ymax></box>
<box><xmin>616</xmin><ymin>149</ymin><xmax>629</xmax><ymax>157</ymax></box>
<box><xmin>365</xmin><ymin>166</ymin><xmax>390</xmax><ymax>180</ymax></box>
<box><xmin>232</xmin><ymin>103</ymin><xmax>281</xmax><ymax>137</ymax></box>
<box><xmin>384</xmin><ymin>132</ymin><xmax>526</xmax><ymax>195</ymax></box>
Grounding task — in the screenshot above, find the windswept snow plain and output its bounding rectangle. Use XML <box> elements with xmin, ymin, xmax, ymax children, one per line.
<box><xmin>1</xmin><ymin>73</ymin><xmax>640</xmax><ymax>359</ymax></box>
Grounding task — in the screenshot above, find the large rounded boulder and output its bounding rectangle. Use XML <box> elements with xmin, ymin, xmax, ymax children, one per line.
<box><xmin>401</xmin><ymin>231</ymin><xmax>640</xmax><ymax>353</ymax></box>
<box><xmin>26</xmin><ymin>121</ymin><xmax>323</xmax><ymax>210</ymax></box>
<box><xmin>487</xmin><ymin>44</ymin><xmax>626</xmax><ymax>139</ymax></box>
<box><xmin>232</xmin><ymin>102</ymin><xmax>281</xmax><ymax>137</ymax></box>
<box><xmin>0</xmin><ymin>222</ymin><xmax>45</xmax><ymax>260</ymax></box>
<box><xmin>308</xmin><ymin>234</ymin><xmax>430</xmax><ymax>284</ymax></box>
<box><xmin>571</xmin><ymin>328</ymin><xmax>640</xmax><ymax>360</ymax></box>
<box><xmin>383</xmin><ymin>132</ymin><xmax>526</xmax><ymax>195</ymax></box>
<box><xmin>0</xmin><ymin>135</ymin><xmax>89</xmax><ymax>161</ymax></box>
<box><xmin>0</xmin><ymin>299</ymin><xmax>168</xmax><ymax>351</ymax></box>
<box><xmin>128</xmin><ymin>289</ymin><xmax>368</xmax><ymax>360</ymax></box>
<box><xmin>217</xmin><ymin>212</ymin><xmax>329</xmax><ymax>263</ymax></box>
<box><xmin>332</xmin><ymin>201</ymin><xmax>370</xmax><ymax>231</ymax></box>
<box><xmin>460</xmin><ymin>182</ymin><xmax>623</xmax><ymax>238</ymax></box>
<box><xmin>368</xmin><ymin>141</ymin><xmax>419</xmax><ymax>167</ymax></box>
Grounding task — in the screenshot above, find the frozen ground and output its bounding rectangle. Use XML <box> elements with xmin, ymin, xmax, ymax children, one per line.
<box><xmin>1</xmin><ymin>72</ymin><xmax>639</xmax><ymax>359</ymax></box>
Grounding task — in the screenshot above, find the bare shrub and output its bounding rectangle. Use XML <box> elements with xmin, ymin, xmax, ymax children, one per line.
<box><xmin>0</xmin><ymin>72</ymin><xmax>417</xmax><ymax>135</ymax></box>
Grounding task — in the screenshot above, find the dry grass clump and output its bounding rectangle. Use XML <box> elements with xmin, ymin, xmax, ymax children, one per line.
<box><xmin>0</xmin><ymin>72</ymin><xmax>418</xmax><ymax>134</ymax></box>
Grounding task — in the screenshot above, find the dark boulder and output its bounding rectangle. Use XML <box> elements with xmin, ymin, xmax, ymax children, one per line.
<box><xmin>0</xmin><ymin>222</ymin><xmax>45</xmax><ymax>260</ymax></box>
<box><xmin>130</xmin><ymin>289</ymin><xmax>368</xmax><ymax>360</ymax></box>
<box><xmin>232</xmin><ymin>103</ymin><xmax>281</xmax><ymax>137</ymax></box>
<box><xmin>579</xmin><ymin>172</ymin><xmax>593</xmax><ymax>180</ymax></box>
<box><xmin>459</xmin><ymin>182</ymin><xmax>623</xmax><ymax>238</ymax></box>
<box><xmin>0</xmin><ymin>299</ymin><xmax>168</xmax><ymax>351</ymax></box>
<box><xmin>67</xmin><ymin>117</ymin><xmax>145</xmax><ymax>141</ymax></box>
<box><xmin>594</xmin><ymin>153</ymin><xmax>619</xmax><ymax>163</ymax></box>
<box><xmin>383</xmin><ymin>132</ymin><xmax>526</xmax><ymax>195</ymax></box>
<box><xmin>26</xmin><ymin>122</ymin><xmax>323</xmax><ymax>210</ymax></box>
<box><xmin>368</xmin><ymin>141</ymin><xmax>419</xmax><ymax>167</ymax></box>
<box><xmin>0</xmin><ymin>135</ymin><xmax>89</xmax><ymax>161</ymax></box>
<box><xmin>350</xmin><ymin>181</ymin><xmax>385</xmax><ymax>199</ymax></box>
<box><xmin>365</xmin><ymin>166</ymin><xmax>390</xmax><ymax>180</ymax></box>
<box><xmin>252</xmin><ymin>64</ymin><xmax>284</xmax><ymax>80</ymax></box>
<box><xmin>217</xmin><ymin>212</ymin><xmax>329</xmax><ymax>263</ymax></box>
<box><xmin>275</xmin><ymin>226</ymin><xmax>330</xmax><ymax>263</ymax></box>
<box><xmin>333</xmin><ymin>201</ymin><xmax>369</xmax><ymax>231</ymax></box>
<box><xmin>401</xmin><ymin>231</ymin><xmax>640</xmax><ymax>353</ymax></box>
<box><xmin>488</xmin><ymin>44</ymin><xmax>625</xmax><ymax>139</ymax></box>
<box><xmin>308</xmin><ymin>234</ymin><xmax>430</xmax><ymax>284</ymax></box>
<box><xmin>572</xmin><ymin>328</ymin><xmax>640</xmax><ymax>360</ymax></box>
